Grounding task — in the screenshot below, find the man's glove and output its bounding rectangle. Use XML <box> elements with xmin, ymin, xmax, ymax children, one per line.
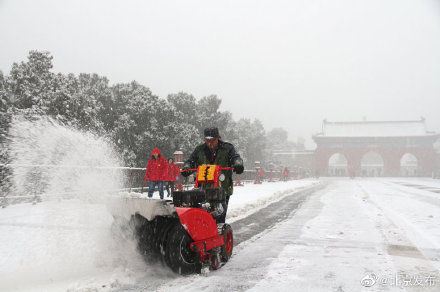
<box><xmin>233</xmin><ymin>159</ymin><xmax>244</xmax><ymax>174</ymax></box>
<box><xmin>181</xmin><ymin>162</ymin><xmax>192</xmax><ymax>177</ymax></box>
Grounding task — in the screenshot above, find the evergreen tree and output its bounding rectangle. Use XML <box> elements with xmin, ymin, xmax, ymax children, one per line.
<box><xmin>0</xmin><ymin>70</ymin><xmax>10</xmax><ymax>141</ymax></box>
<box><xmin>167</xmin><ymin>92</ymin><xmax>197</xmax><ymax>125</ymax></box>
<box><xmin>8</xmin><ymin>51</ymin><xmax>55</xmax><ymax>113</ymax></box>
<box><xmin>234</xmin><ymin>118</ymin><xmax>266</xmax><ymax>168</ymax></box>
<box><xmin>0</xmin><ymin>50</ymin><xmax>297</xmax><ymax>171</ymax></box>
<box><xmin>0</xmin><ymin>70</ymin><xmax>12</xmax><ymax>196</ymax></box>
<box><xmin>110</xmin><ymin>81</ymin><xmax>166</xmax><ymax>166</ymax></box>
<box><xmin>74</xmin><ymin>73</ymin><xmax>109</xmax><ymax>131</ymax></box>
<box><xmin>265</xmin><ymin>127</ymin><xmax>297</xmax><ymax>166</ymax></box>
<box><xmin>196</xmin><ymin>95</ymin><xmax>231</xmax><ymax>136</ymax></box>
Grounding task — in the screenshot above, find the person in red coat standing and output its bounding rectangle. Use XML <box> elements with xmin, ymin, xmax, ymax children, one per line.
<box><xmin>258</xmin><ymin>168</ymin><xmax>266</xmax><ymax>182</ymax></box>
<box><xmin>165</xmin><ymin>158</ymin><xmax>180</xmax><ymax>197</ymax></box>
<box><xmin>145</xmin><ymin>147</ymin><xmax>168</xmax><ymax>199</ymax></box>
<box><xmin>282</xmin><ymin>167</ymin><xmax>290</xmax><ymax>181</ymax></box>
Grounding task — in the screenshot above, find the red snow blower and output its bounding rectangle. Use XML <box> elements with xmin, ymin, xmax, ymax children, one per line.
<box><xmin>124</xmin><ymin>164</ymin><xmax>234</xmax><ymax>275</ymax></box>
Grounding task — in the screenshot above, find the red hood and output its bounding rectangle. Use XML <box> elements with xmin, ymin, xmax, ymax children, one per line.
<box><xmin>151</xmin><ymin>147</ymin><xmax>161</xmax><ymax>156</ymax></box>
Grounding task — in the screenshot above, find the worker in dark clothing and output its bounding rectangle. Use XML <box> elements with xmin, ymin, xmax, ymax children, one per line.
<box><xmin>181</xmin><ymin>127</ymin><xmax>244</xmax><ymax>223</ymax></box>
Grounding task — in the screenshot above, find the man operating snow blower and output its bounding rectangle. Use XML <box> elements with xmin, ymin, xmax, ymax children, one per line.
<box><xmin>112</xmin><ymin>128</ymin><xmax>244</xmax><ymax>275</ymax></box>
<box><xmin>181</xmin><ymin>127</ymin><xmax>244</xmax><ymax>223</ymax></box>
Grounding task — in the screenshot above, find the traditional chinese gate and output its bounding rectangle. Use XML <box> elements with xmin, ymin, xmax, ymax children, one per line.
<box><xmin>313</xmin><ymin>119</ymin><xmax>439</xmax><ymax>176</ymax></box>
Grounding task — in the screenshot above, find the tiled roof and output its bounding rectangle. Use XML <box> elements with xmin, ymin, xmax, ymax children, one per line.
<box><xmin>315</xmin><ymin>119</ymin><xmax>436</xmax><ymax>137</ymax></box>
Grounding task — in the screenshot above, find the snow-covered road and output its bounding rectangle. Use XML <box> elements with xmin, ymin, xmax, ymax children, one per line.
<box><xmin>158</xmin><ymin>179</ymin><xmax>440</xmax><ymax>292</ymax></box>
<box><xmin>1</xmin><ymin>178</ymin><xmax>440</xmax><ymax>291</ymax></box>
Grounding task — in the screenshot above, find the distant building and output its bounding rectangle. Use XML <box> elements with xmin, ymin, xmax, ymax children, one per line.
<box><xmin>313</xmin><ymin>118</ymin><xmax>439</xmax><ymax>176</ymax></box>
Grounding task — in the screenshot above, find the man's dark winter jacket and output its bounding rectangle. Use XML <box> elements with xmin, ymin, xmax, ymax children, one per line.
<box><xmin>183</xmin><ymin>140</ymin><xmax>243</xmax><ymax>196</ymax></box>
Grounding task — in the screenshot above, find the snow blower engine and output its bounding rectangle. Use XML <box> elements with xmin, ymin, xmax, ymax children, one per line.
<box><xmin>126</xmin><ymin>164</ymin><xmax>233</xmax><ymax>275</ymax></box>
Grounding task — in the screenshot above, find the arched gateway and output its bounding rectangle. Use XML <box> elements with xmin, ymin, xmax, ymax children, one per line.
<box><xmin>313</xmin><ymin>119</ymin><xmax>439</xmax><ymax>176</ymax></box>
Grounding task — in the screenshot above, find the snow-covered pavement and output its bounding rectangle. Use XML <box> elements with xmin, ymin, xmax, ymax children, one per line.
<box><xmin>1</xmin><ymin>178</ymin><xmax>440</xmax><ymax>291</ymax></box>
<box><xmin>159</xmin><ymin>179</ymin><xmax>440</xmax><ymax>292</ymax></box>
<box><xmin>0</xmin><ymin>179</ymin><xmax>318</xmax><ymax>291</ymax></box>
<box><xmin>227</xmin><ymin>179</ymin><xmax>320</xmax><ymax>222</ymax></box>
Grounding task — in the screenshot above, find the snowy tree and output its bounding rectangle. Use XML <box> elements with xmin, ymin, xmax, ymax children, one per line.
<box><xmin>167</xmin><ymin>92</ymin><xmax>237</xmax><ymax>159</ymax></box>
<box><xmin>109</xmin><ymin>81</ymin><xmax>171</xmax><ymax>166</ymax></box>
<box><xmin>46</xmin><ymin>73</ymin><xmax>78</xmax><ymax>124</ymax></box>
<box><xmin>0</xmin><ymin>70</ymin><xmax>10</xmax><ymax>140</ymax></box>
<box><xmin>167</xmin><ymin>92</ymin><xmax>197</xmax><ymax>125</ymax></box>
<box><xmin>8</xmin><ymin>51</ymin><xmax>55</xmax><ymax>113</ymax></box>
<box><xmin>265</xmin><ymin>127</ymin><xmax>297</xmax><ymax>166</ymax></box>
<box><xmin>196</xmin><ymin>95</ymin><xmax>233</xmax><ymax>138</ymax></box>
<box><xmin>266</xmin><ymin>128</ymin><xmax>289</xmax><ymax>149</ymax></box>
<box><xmin>73</xmin><ymin>73</ymin><xmax>109</xmax><ymax>131</ymax></box>
<box><xmin>5</xmin><ymin>51</ymin><xmax>107</xmax><ymax>133</ymax></box>
<box><xmin>165</xmin><ymin>92</ymin><xmax>201</xmax><ymax>154</ymax></box>
<box><xmin>0</xmin><ymin>70</ymin><xmax>12</xmax><ymax>196</ymax></box>
<box><xmin>0</xmin><ymin>70</ymin><xmax>11</xmax><ymax>156</ymax></box>
<box><xmin>221</xmin><ymin>119</ymin><xmax>240</xmax><ymax>145</ymax></box>
<box><xmin>0</xmin><ymin>50</ymin><xmax>288</xmax><ymax>172</ymax></box>
<box><xmin>233</xmin><ymin>118</ymin><xmax>266</xmax><ymax>168</ymax></box>
<box><xmin>47</xmin><ymin>73</ymin><xmax>109</xmax><ymax>132</ymax></box>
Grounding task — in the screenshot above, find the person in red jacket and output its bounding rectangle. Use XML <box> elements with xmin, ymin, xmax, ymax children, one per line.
<box><xmin>282</xmin><ymin>167</ymin><xmax>290</xmax><ymax>181</ymax></box>
<box><xmin>165</xmin><ymin>158</ymin><xmax>180</xmax><ymax>197</ymax></box>
<box><xmin>145</xmin><ymin>147</ymin><xmax>168</xmax><ymax>199</ymax></box>
<box><xmin>258</xmin><ymin>168</ymin><xmax>266</xmax><ymax>182</ymax></box>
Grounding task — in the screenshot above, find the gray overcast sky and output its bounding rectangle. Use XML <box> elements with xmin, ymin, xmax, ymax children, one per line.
<box><xmin>1</xmin><ymin>0</ymin><xmax>440</xmax><ymax>147</ymax></box>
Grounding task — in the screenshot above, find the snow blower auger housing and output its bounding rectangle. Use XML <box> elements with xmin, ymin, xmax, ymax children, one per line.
<box><xmin>113</xmin><ymin>164</ymin><xmax>234</xmax><ymax>275</ymax></box>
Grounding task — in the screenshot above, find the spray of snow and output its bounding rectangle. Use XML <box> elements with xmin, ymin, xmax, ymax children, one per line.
<box><xmin>8</xmin><ymin>116</ymin><xmax>122</xmax><ymax>201</ymax></box>
<box><xmin>1</xmin><ymin>116</ymin><xmax>154</xmax><ymax>291</ymax></box>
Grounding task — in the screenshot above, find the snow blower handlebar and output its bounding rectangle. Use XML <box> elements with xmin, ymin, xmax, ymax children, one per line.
<box><xmin>180</xmin><ymin>166</ymin><xmax>235</xmax><ymax>172</ymax></box>
<box><xmin>181</xmin><ymin>165</ymin><xmax>234</xmax><ymax>188</ymax></box>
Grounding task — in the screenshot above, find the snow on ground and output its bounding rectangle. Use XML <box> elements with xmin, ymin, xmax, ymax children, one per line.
<box><xmin>361</xmin><ymin>180</ymin><xmax>440</xmax><ymax>272</ymax></box>
<box><xmin>0</xmin><ymin>199</ymin><xmax>150</xmax><ymax>291</ymax></box>
<box><xmin>0</xmin><ymin>179</ymin><xmax>317</xmax><ymax>291</ymax></box>
<box><xmin>2</xmin><ymin>178</ymin><xmax>440</xmax><ymax>291</ymax></box>
<box><xmin>158</xmin><ymin>178</ymin><xmax>440</xmax><ymax>292</ymax></box>
<box><xmin>227</xmin><ymin>179</ymin><xmax>319</xmax><ymax>222</ymax></box>
<box><xmin>248</xmin><ymin>179</ymin><xmax>440</xmax><ymax>291</ymax></box>
<box><xmin>386</xmin><ymin>177</ymin><xmax>440</xmax><ymax>189</ymax></box>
